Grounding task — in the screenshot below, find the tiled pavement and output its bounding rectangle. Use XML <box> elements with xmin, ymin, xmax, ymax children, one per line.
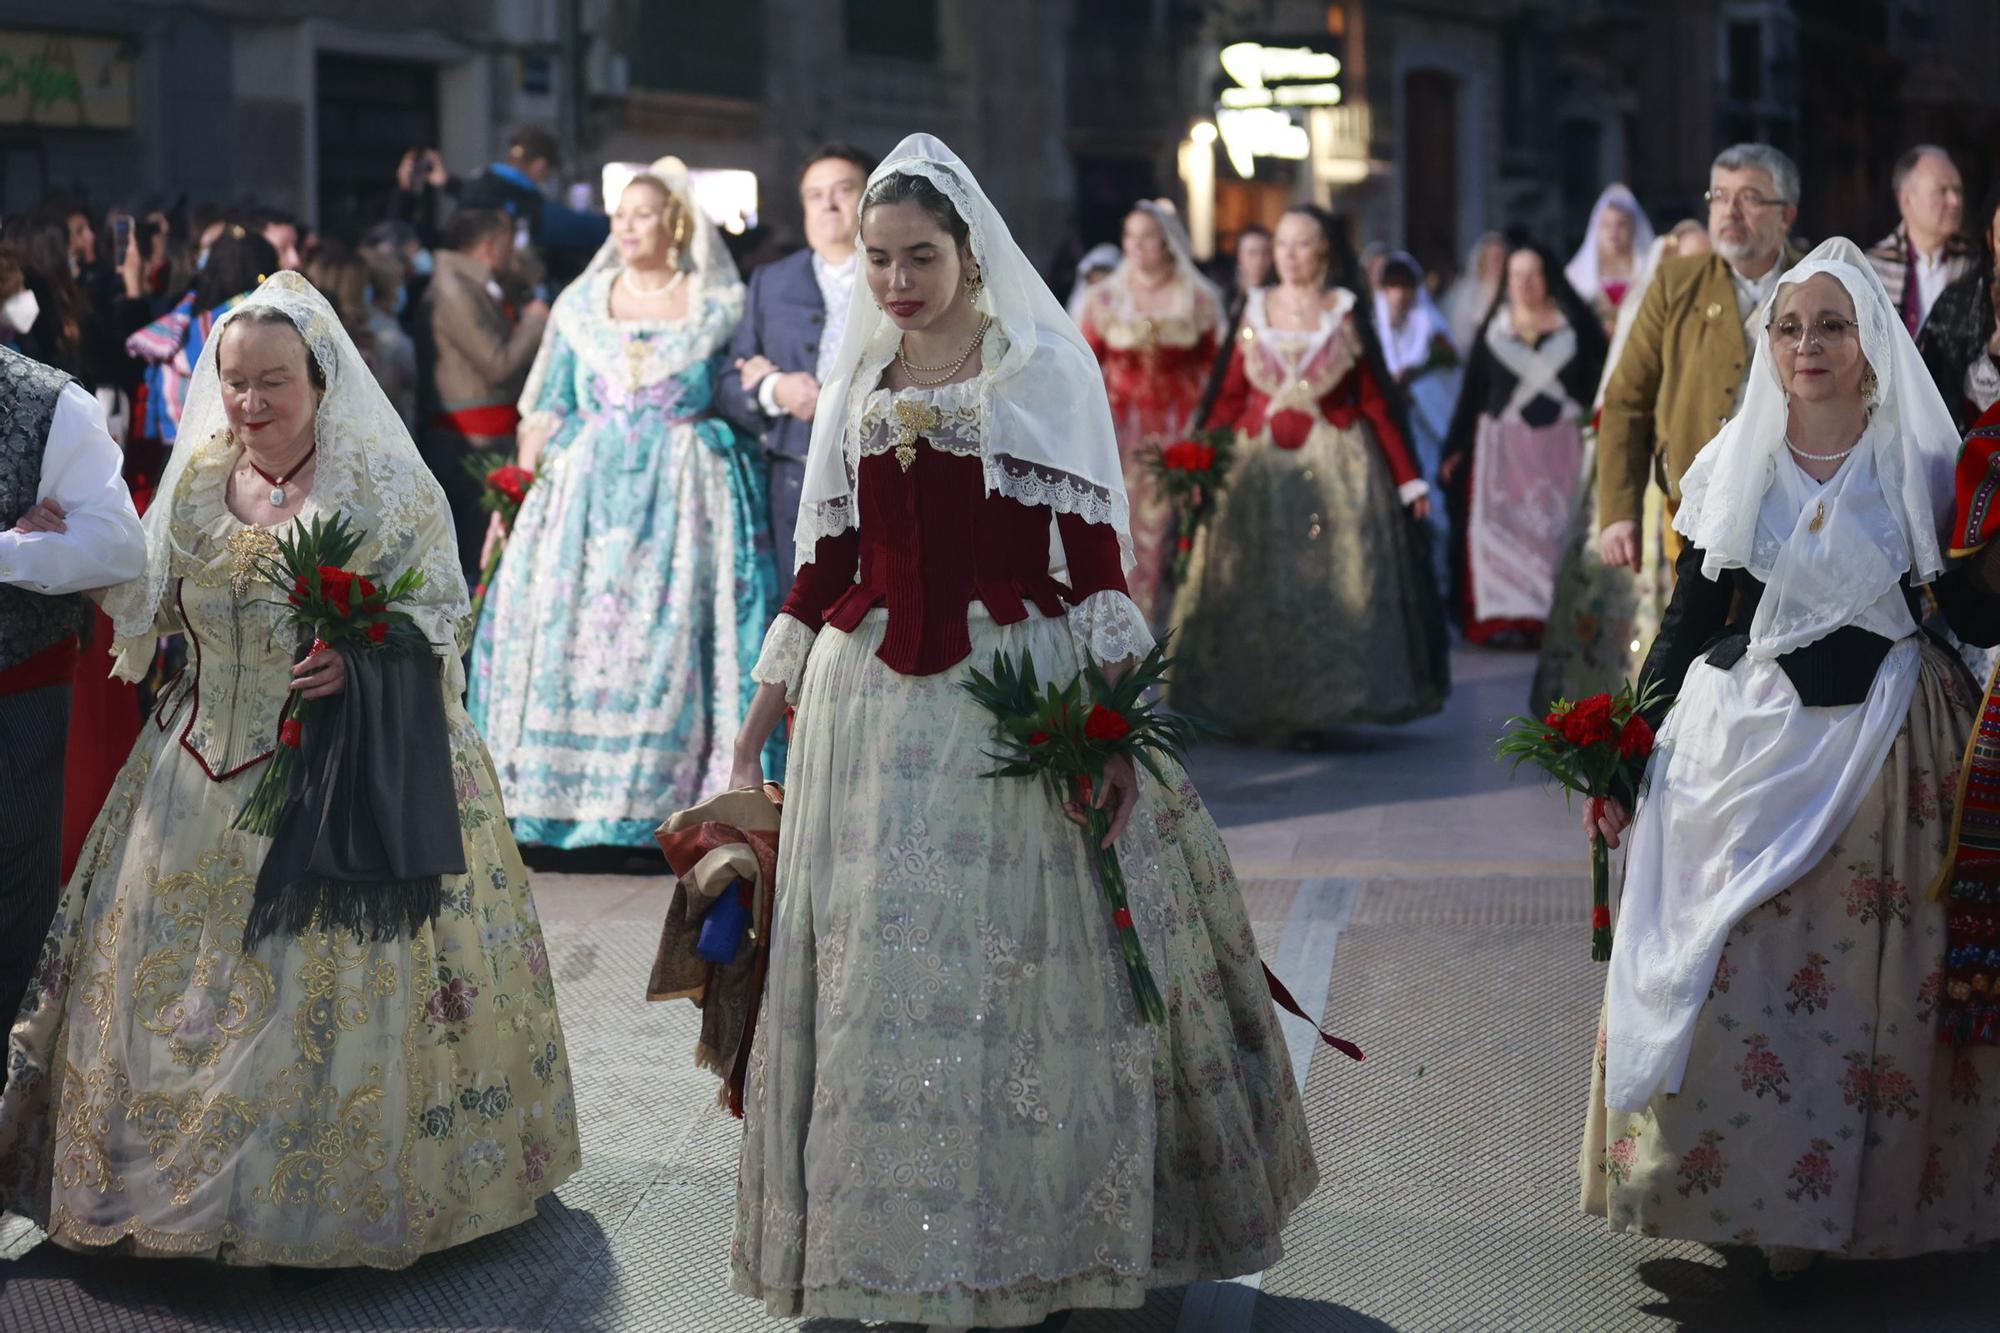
<box><xmin>3</xmin><ymin>649</ymin><xmax>1996</xmax><ymax>1330</ymax></box>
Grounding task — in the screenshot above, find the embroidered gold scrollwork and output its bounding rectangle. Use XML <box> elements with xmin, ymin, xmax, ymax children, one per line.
<box><xmin>132</xmin><ymin>852</ymin><xmax>276</xmax><ymax>1068</ymax></box>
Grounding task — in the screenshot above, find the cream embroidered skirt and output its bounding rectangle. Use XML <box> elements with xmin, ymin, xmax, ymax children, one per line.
<box><xmin>731</xmin><ymin>606</ymin><xmax>1317</xmax><ymax>1326</ymax></box>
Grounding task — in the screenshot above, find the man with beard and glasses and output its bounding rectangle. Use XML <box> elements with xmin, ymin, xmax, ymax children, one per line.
<box><xmin>1597</xmin><ymin>143</ymin><xmax>1805</xmax><ymax>571</ymax></box>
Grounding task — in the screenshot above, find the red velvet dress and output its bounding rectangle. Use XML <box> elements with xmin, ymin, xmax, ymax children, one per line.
<box><xmin>1079</xmin><ymin>276</ymin><xmax>1223</xmax><ymax>626</ymax></box>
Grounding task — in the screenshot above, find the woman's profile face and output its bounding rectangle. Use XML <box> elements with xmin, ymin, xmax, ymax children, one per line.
<box><xmin>1272</xmin><ymin>213</ymin><xmax>1327</xmax><ymax>288</ymax></box>
<box><xmin>613</xmin><ymin>180</ymin><xmax>678</xmax><ymax>269</ymax></box>
<box><xmin>218</xmin><ymin>318</ymin><xmax>318</xmax><ymax>454</ymax></box>
<box><xmin>1771</xmin><ymin>273</ymin><xmax>1866</xmax><ymax>406</ymax></box>
<box><xmin>862</xmin><ymin>199</ymin><xmax>970</xmax><ymax>333</ymax></box>
<box><xmin>1122</xmin><ymin>210</ymin><xmax>1169</xmax><ymax>273</ymax></box>
<box><xmin>1505</xmin><ymin>249</ymin><xmax>1549</xmax><ymax>311</ymax></box>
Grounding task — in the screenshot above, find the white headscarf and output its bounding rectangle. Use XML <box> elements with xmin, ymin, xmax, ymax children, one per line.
<box><xmin>517</xmin><ymin>156</ymin><xmax>741</xmax><ymax>422</ymax></box>
<box><xmin>794</xmin><ymin>133</ymin><xmax>1130</xmax><ymax>573</ymax></box>
<box><xmin>1125</xmin><ymin>199</ymin><xmax>1221</xmax><ymax>307</ymax></box>
<box><xmin>1564</xmin><ymin>184</ymin><xmax>1655</xmax><ymax>306</ymax></box>
<box><xmin>1444</xmin><ymin>231</ymin><xmax>1506</xmax><ymax>353</ymax></box>
<box><xmin>1591</xmin><ymin>232</ymin><xmax>1675</xmax><ymax>412</ymax></box>
<box><xmin>104</xmin><ymin>271</ymin><xmax>470</xmax><ymax>682</ymax></box>
<box><xmin>1372</xmin><ymin>250</ymin><xmax>1451</xmax><ymax>378</ymax></box>
<box><xmin>1064</xmin><ymin>242</ymin><xmax>1122</xmax><ymax>324</ymax></box>
<box><xmin>1674</xmin><ymin>237</ymin><xmax>1961</xmax><ymax>656</ymax></box>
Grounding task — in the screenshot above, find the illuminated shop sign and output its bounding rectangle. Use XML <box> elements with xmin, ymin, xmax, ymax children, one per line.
<box><xmin>0</xmin><ymin>30</ymin><xmax>134</xmax><ymax>129</ymax></box>
<box><xmin>1213</xmin><ymin>38</ymin><xmax>1343</xmax><ymax>177</ymax></box>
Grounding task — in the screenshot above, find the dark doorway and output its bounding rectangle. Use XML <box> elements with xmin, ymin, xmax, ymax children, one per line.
<box><xmin>1402</xmin><ymin>70</ymin><xmax>1459</xmax><ymax>275</ymax></box>
<box><xmin>317</xmin><ymin>53</ymin><xmax>439</xmax><ymax>245</ymax></box>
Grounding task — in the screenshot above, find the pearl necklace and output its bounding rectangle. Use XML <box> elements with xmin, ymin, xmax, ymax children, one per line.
<box><xmin>897</xmin><ymin>316</ymin><xmax>992</xmax><ymax>386</ymax></box>
<box><xmin>1784</xmin><ymin>434</ymin><xmax>1858</xmax><ymax>463</ymax></box>
<box><xmin>623</xmin><ymin>267</ymin><xmax>685</xmax><ymax>296</ymax></box>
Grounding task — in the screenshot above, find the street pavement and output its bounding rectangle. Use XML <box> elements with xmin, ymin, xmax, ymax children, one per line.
<box><xmin>2</xmin><ymin>648</ymin><xmax>1996</xmax><ymax>1330</ymax></box>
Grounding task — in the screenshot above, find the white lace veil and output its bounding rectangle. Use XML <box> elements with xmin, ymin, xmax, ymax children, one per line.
<box><xmin>1373</xmin><ymin>249</ymin><xmax>1450</xmax><ymax>377</ymax></box>
<box><xmin>1675</xmin><ymin>237</ymin><xmax>1961</xmax><ymax>654</ymax></box>
<box><xmin>1564</xmin><ymin>183</ymin><xmax>1656</xmax><ymax>305</ymax></box>
<box><xmin>1064</xmin><ymin>242</ymin><xmax>1122</xmax><ymax>324</ymax></box>
<box><xmin>104</xmin><ymin>270</ymin><xmax>471</xmax><ymax>683</ymax></box>
<box><xmin>795</xmin><ymin>133</ymin><xmax>1130</xmax><ymax>573</ymax></box>
<box><xmin>1123</xmin><ymin>199</ymin><xmax>1222</xmax><ymax>310</ymax></box>
<box><xmin>518</xmin><ymin>155</ymin><xmax>742</xmax><ymax>424</ymax></box>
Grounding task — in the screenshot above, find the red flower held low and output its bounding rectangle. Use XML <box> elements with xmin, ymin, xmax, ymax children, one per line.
<box><xmin>1112</xmin><ymin>908</ymin><xmax>1134</xmax><ymax>930</ymax></box>
<box><xmin>487</xmin><ymin>465</ymin><xmax>534</xmax><ymax>506</ymax></box>
<box><xmin>1618</xmin><ymin>713</ymin><xmax>1655</xmax><ymax>760</ymax></box>
<box><xmin>368</xmin><ymin>621</ymin><xmax>388</xmax><ymax>644</ymax></box>
<box><xmin>279</xmin><ymin>718</ymin><xmax>303</xmax><ymax>748</ymax></box>
<box><xmin>1084</xmin><ymin>704</ymin><xmax>1132</xmax><ymax>741</ymax></box>
<box><xmin>1559</xmin><ymin>693</ymin><xmax>1617</xmax><ymax>747</ymax></box>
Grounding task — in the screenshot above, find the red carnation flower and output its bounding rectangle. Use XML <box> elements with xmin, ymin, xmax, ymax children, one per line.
<box><xmin>368</xmin><ymin>621</ymin><xmax>388</xmax><ymax>644</ymax></box>
<box><xmin>1177</xmin><ymin>536</ymin><xmax>1193</xmax><ymax>552</ymax></box>
<box><xmin>1618</xmin><ymin>713</ymin><xmax>1654</xmax><ymax>760</ymax></box>
<box><xmin>488</xmin><ymin>465</ymin><xmax>534</xmax><ymax>506</ymax></box>
<box><xmin>1112</xmin><ymin>907</ymin><xmax>1134</xmax><ymax>931</ymax></box>
<box><xmin>289</xmin><ymin>572</ymin><xmax>311</xmax><ymax>607</ymax></box>
<box><xmin>1028</xmin><ymin>730</ymin><xmax>1051</xmax><ymax>746</ymax></box>
<box><xmin>317</xmin><ymin>565</ymin><xmax>356</xmax><ymax>615</ymax></box>
<box><xmin>1084</xmin><ymin>704</ymin><xmax>1132</xmax><ymax>741</ymax></box>
<box><xmin>1559</xmin><ymin>693</ymin><xmax>1617</xmax><ymax>747</ymax></box>
<box><xmin>279</xmin><ymin>719</ymin><xmax>303</xmax><ymax>748</ymax></box>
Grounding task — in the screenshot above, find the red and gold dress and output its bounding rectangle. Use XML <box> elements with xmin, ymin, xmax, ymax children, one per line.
<box><xmin>1172</xmin><ymin>288</ymin><xmax>1448</xmax><ymax>737</ymax></box>
<box><xmin>1080</xmin><ymin>273</ymin><xmax>1223</xmax><ymax>626</ymax></box>
<box><xmin>731</xmin><ymin>362</ymin><xmax>1316</xmax><ymax>1327</ymax></box>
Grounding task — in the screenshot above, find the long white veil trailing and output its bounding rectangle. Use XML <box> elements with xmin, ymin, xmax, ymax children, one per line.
<box><xmin>795</xmin><ymin>133</ymin><xmax>1130</xmax><ymax>573</ymax></box>
<box><xmin>517</xmin><ymin>155</ymin><xmax>743</xmax><ymax>439</ymax></box>
<box><xmin>1564</xmin><ymin>183</ymin><xmax>1656</xmax><ymax>306</ymax></box>
<box><xmin>1674</xmin><ymin>236</ymin><xmax>1961</xmax><ymax>654</ymax></box>
<box><xmin>104</xmin><ymin>270</ymin><xmax>471</xmax><ymax>682</ymax></box>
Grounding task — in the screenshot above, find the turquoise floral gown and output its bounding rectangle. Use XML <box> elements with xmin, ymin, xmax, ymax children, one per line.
<box><xmin>470</xmin><ymin>270</ymin><xmax>781</xmax><ymax>849</ymax></box>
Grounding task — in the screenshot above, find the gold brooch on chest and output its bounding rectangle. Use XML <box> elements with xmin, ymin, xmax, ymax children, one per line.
<box><xmin>623</xmin><ymin>337</ymin><xmax>651</xmax><ymax>390</ymax></box>
<box><xmin>224</xmin><ymin>525</ymin><xmax>281</xmax><ymax>600</ymax></box>
<box><xmin>888</xmin><ymin>400</ymin><xmax>942</xmax><ymax>472</ymax></box>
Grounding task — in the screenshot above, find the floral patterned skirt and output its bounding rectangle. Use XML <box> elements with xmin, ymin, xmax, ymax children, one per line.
<box><xmin>1580</xmin><ymin>642</ymin><xmax>2000</xmax><ymax>1256</ymax></box>
<box><xmin>731</xmin><ymin>607</ymin><xmax>1316</xmax><ymax>1327</ymax></box>
<box><xmin>0</xmin><ymin>703</ymin><xmax>581</xmax><ymax>1267</ymax></box>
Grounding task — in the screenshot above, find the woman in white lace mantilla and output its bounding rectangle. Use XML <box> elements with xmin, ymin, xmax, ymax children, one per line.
<box><xmin>726</xmin><ymin>134</ymin><xmax>1315</xmax><ymax>1330</ymax></box>
<box><xmin>1579</xmin><ymin>239</ymin><xmax>2000</xmax><ymax>1275</ymax></box>
<box><xmin>0</xmin><ymin>273</ymin><xmax>579</xmax><ymax>1267</ymax></box>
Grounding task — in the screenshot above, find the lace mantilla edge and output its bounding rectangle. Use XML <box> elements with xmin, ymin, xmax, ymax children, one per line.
<box><xmin>1067</xmin><ymin>590</ymin><xmax>1154</xmax><ymax>664</ymax></box>
<box><xmin>753</xmin><ymin>613</ymin><xmax>818</xmax><ymax>701</ymax></box>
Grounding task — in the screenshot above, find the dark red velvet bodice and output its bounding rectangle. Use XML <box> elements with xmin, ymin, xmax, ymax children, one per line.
<box><xmin>779</xmin><ymin>441</ymin><xmax>1129</xmax><ymax>677</ymax></box>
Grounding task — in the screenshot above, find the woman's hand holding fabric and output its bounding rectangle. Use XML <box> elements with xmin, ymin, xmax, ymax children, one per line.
<box><xmin>291</xmin><ymin>643</ymin><xmax>347</xmax><ymax>699</ymax></box>
<box><xmin>1408</xmin><ymin>493</ymin><xmax>1432</xmax><ymax>521</ymax></box>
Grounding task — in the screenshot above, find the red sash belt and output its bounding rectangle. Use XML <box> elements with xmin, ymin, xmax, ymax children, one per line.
<box><xmin>431</xmin><ymin>404</ymin><xmax>521</xmax><ymax>437</ymax></box>
<box><xmin>0</xmin><ymin>636</ymin><xmax>78</xmax><ymax>699</ymax></box>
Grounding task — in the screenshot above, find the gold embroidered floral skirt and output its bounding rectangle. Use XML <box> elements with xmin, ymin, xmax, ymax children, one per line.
<box><xmin>730</xmin><ymin>607</ymin><xmax>1317</xmax><ymax>1325</ymax></box>
<box><xmin>1579</xmin><ymin>643</ymin><xmax>2000</xmax><ymax>1255</ymax></box>
<box><xmin>0</xmin><ymin>704</ymin><xmax>580</xmax><ymax>1268</ymax></box>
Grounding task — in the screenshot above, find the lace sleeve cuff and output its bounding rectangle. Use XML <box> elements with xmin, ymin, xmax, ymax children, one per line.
<box><xmin>1967</xmin><ymin>354</ymin><xmax>2000</xmax><ymax>413</ymax></box>
<box><xmin>1067</xmin><ymin>590</ymin><xmax>1155</xmax><ymax>665</ymax></box>
<box><xmin>1398</xmin><ymin>478</ymin><xmax>1431</xmax><ymax>505</ymax></box>
<box><xmin>753</xmin><ymin>613</ymin><xmax>818</xmax><ymax>703</ymax></box>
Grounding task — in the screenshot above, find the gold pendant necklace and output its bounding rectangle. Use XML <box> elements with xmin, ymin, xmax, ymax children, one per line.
<box><xmin>1809</xmin><ymin>500</ymin><xmax>1827</xmax><ymax>534</ymax></box>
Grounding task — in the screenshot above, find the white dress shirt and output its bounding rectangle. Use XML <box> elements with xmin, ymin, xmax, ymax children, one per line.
<box><xmin>758</xmin><ymin>250</ymin><xmax>860</xmax><ymax>414</ymax></box>
<box><xmin>1912</xmin><ymin>245</ymin><xmax>1952</xmax><ymax>327</ymax></box>
<box><xmin>0</xmin><ymin>382</ymin><xmax>146</xmax><ymax>596</ymax></box>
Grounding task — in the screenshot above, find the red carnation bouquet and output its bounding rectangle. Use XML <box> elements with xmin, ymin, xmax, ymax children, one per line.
<box><xmin>963</xmin><ymin>642</ymin><xmax>1198</xmax><ymax>1024</ymax></box>
<box><xmin>463</xmin><ymin>457</ymin><xmax>535</xmax><ymax>625</ymax></box>
<box><xmin>1496</xmin><ymin>681</ymin><xmax>1664</xmax><ymax>961</ymax></box>
<box><xmin>234</xmin><ymin>512</ymin><xmax>429</xmax><ymax>835</ymax></box>
<box><xmin>1142</xmin><ymin>426</ymin><xmax>1236</xmax><ymax>583</ymax></box>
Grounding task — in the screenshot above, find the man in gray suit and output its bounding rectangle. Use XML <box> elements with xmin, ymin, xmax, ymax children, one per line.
<box><xmin>720</xmin><ymin>143</ymin><xmax>876</xmax><ymax>578</ymax></box>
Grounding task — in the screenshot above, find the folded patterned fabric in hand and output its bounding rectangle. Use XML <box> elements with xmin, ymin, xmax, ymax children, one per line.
<box><xmin>651</xmin><ymin>784</ymin><xmax>783</xmax><ymax>1115</ymax></box>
